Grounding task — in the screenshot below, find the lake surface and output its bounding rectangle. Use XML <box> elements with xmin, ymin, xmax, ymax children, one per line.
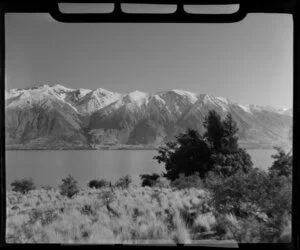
<box><xmin>5</xmin><ymin>149</ymin><xmax>275</xmax><ymax>189</ymax></box>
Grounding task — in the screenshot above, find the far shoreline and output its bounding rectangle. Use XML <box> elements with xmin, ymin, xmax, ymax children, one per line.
<box><xmin>5</xmin><ymin>141</ymin><xmax>290</xmax><ymax>151</ymax></box>
<box><xmin>5</xmin><ymin>146</ymin><xmax>279</xmax><ymax>151</ymax></box>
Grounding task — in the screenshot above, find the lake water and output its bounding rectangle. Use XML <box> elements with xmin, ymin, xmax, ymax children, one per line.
<box><xmin>5</xmin><ymin>149</ymin><xmax>275</xmax><ymax>189</ymax></box>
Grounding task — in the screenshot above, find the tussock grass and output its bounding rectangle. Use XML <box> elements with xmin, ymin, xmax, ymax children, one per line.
<box><xmin>6</xmin><ymin>186</ymin><xmax>289</xmax><ymax>244</ymax></box>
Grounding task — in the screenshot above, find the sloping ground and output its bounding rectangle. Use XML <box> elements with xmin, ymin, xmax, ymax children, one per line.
<box><xmin>6</xmin><ymin>186</ymin><xmax>284</xmax><ymax>244</ymax></box>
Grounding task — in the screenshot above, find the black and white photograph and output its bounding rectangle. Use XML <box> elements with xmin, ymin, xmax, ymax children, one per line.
<box><xmin>4</xmin><ymin>4</ymin><xmax>293</xmax><ymax>244</ymax></box>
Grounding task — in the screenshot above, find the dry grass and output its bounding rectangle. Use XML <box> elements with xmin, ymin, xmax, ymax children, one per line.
<box><xmin>6</xmin><ymin>186</ymin><xmax>288</xmax><ymax>244</ymax></box>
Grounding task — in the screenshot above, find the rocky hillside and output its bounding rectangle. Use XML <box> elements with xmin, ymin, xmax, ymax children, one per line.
<box><xmin>5</xmin><ymin>84</ymin><xmax>292</xmax><ymax>150</ymax></box>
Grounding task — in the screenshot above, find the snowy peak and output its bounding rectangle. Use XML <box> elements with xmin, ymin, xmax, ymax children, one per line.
<box><xmin>5</xmin><ymin>84</ymin><xmax>120</xmax><ymax>115</ymax></box>
<box><xmin>6</xmin><ymin>84</ymin><xmax>291</xmax><ymax>117</ymax></box>
<box><xmin>106</xmin><ymin>91</ymin><xmax>150</xmax><ymax>112</ymax></box>
<box><xmin>87</xmin><ymin>88</ymin><xmax>120</xmax><ymax>101</ymax></box>
<box><xmin>5</xmin><ymin>83</ymin><xmax>292</xmax><ymax>149</ymax></box>
<box><xmin>126</xmin><ymin>90</ymin><xmax>149</xmax><ymax>101</ymax></box>
<box><xmin>193</xmin><ymin>94</ymin><xmax>230</xmax><ymax>112</ymax></box>
<box><xmin>75</xmin><ymin>88</ymin><xmax>121</xmax><ymax>115</ymax></box>
<box><xmin>155</xmin><ymin>90</ymin><xmax>199</xmax><ymax>117</ymax></box>
<box><xmin>170</xmin><ymin>89</ymin><xmax>199</xmax><ymax>103</ymax></box>
<box><xmin>49</xmin><ymin>84</ymin><xmax>74</xmax><ymax>92</ymax></box>
<box><xmin>91</xmin><ymin>88</ymin><xmax>117</xmax><ymax>96</ymax></box>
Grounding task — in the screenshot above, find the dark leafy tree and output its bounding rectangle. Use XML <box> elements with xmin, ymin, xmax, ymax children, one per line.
<box><xmin>210</xmin><ymin>148</ymin><xmax>253</xmax><ymax>178</ymax></box>
<box><xmin>204</xmin><ymin>112</ymin><xmax>252</xmax><ymax>178</ymax></box>
<box><xmin>203</xmin><ymin>110</ymin><xmax>224</xmax><ymax>152</ymax></box>
<box><xmin>88</xmin><ymin>179</ymin><xmax>109</xmax><ymax>189</ymax></box>
<box><xmin>221</xmin><ymin>113</ymin><xmax>239</xmax><ymax>153</ymax></box>
<box><xmin>154</xmin><ymin>128</ymin><xmax>212</xmax><ymax>181</ymax></box>
<box><xmin>269</xmin><ymin>147</ymin><xmax>292</xmax><ymax>177</ymax></box>
<box><xmin>11</xmin><ymin>178</ymin><xmax>36</xmax><ymax>194</ymax></box>
<box><xmin>154</xmin><ymin>111</ymin><xmax>253</xmax><ymax>181</ymax></box>
<box><xmin>140</xmin><ymin>173</ymin><xmax>160</xmax><ymax>187</ymax></box>
<box><xmin>59</xmin><ymin>175</ymin><xmax>79</xmax><ymax>198</ymax></box>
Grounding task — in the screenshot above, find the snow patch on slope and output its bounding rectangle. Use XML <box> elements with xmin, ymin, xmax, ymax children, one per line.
<box><xmin>172</xmin><ymin>89</ymin><xmax>198</xmax><ymax>103</ymax></box>
<box><xmin>238</xmin><ymin>104</ymin><xmax>252</xmax><ymax>114</ymax></box>
<box><xmin>75</xmin><ymin>88</ymin><xmax>121</xmax><ymax>114</ymax></box>
<box><xmin>125</xmin><ymin>91</ymin><xmax>149</xmax><ymax>107</ymax></box>
<box><xmin>216</xmin><ymin>97</ymin><xmax>229</xmax><ymax>104</ymax></box>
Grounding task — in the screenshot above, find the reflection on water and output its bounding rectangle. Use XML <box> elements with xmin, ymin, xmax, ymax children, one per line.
<box><xmin>5</xmin><ymin>149</ymin><xmax>275</xmax><ymax>189</ymax></box>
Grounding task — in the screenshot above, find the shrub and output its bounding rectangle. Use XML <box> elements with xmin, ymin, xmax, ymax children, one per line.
<box><xmin>41</xmin><ymin>185</ymin><xmax>54</xmax><ymax>191</ymax></box>
<box><xmin>140</xmin><ymin>173</ymin><xmax>160</xmax><ymax>187</ymax></box>
<box><xmin>203</xmin><ymin>171</ymin><xmax>225</xmax><ymax>190</ymax></box>
<box><xmin>207</xmin><ymin>166</ymin><xmax>292</xmax><ymax>226</ymax></box>
<box><xmin>88</xmin><ymin>179</ymin><xmax>109</xmax><ymax>189</ymax></box>
<box><xmin>80</xmin><ymin>204</ymin><xmax>97</xmax><ymax>217</ymax></box>
<box><xmin>98</xmin><ymin>190</ymin><xmax>115</xmax><ymax>206</ymax></box>
<box><xmin>262</xmin><ymin>174</ymin><xmax>292</xmax><ymax>220</ymax></box>
<box><xmin>11</xmin><ymin>178</ymin><xmax>36</xmax><ymax>194</ymax></box>
<box><xmin>28</xmin><ymin>208</ymin><xmax>59</xmax><ymax>226</ymax></box>
<box><xmin>268</xmin><ymin>147</ymin><xmax>292</xmax><ymax>178</ymax></box>
<box><xmin>154</xmin><ymin>177</ymin><xmax>170</xmax><ymax>188</ymax></box>
<box><xmin>214</xmin><ymin>214</ymin><xmax>268</xmax><ymax>242</ymax></box>
<box><xmin>171</xmin><ymin>173</ymin><xmax>203</xmax><ymax>190</ymax></box>
<box><xmin>207</xmin><ymin>169</ymin><xmax>271</xmax><ymax>217</ymax></box>
<box><xmin>115</xmin><ymin>175</ymin><xmax>132</xmax><ymax>189</ymax></box>
<box><xmin>58</xmin><ymin>175</ymin><xmax>79</xmax><ymax>198</ymax></box>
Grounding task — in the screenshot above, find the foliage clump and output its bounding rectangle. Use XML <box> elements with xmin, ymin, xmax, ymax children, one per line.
<box><xmin>41</xmin><ymin>185</ymin><xmax>54</xmax><ymax>191</ymax></box>
<box><xmin>207</xmin><ymin>168</ymin><xmax>271</xmax><ymax>217</ymax></box>
<box><xmin>58</xmin><ymin>175</ymin><xmax>79</xmax><ymax>198</ymax></box>
<box><xmin>171</xmin><ymin>173</ymin><xmax>203</xmax><ymax>190</ymax></box>
<box><xmin>11</xmin><ymin>178</ymin><xmax>36</xmax><ymax>194</ymax></box>
<box><xmin>154</xmin><ymin>129</ymin><xmax>211</xmax><ymax>181</ymax></box>
<box><xmin>88</xmin><ymin>179</ymin><xmax>109</xmax><ymax>189</ymax></box>
<box><xmin>154</xmin><ymin>111</ymin><xmax>253</xmax><ymax>181</ymax></box>
<box><xmin>268</xmin><ymin>146</ymin><xmax>292</xmax><ymax>178</ymax></box>
<box><xmin>115</xmin><ymin>175</ymin><xmax>132</xmax><ymax>189</ymax></box>
<box><xmin>140</xmin><ymin>173</ymin><xmax>160</xmax><ymax>187</ymax></box>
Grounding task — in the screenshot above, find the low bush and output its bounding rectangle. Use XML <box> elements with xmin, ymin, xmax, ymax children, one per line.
<box><xmin>88</xmin><ymin>179</ymin><xmax>109</xmax><ymax>189</ymax></box>
<box><xmin>58</xmin><ymin>175</ymin><xmax>79</xmax><ymax>198</ymax></box>
<box><xmin>41</xmin><ymin>185</ymin><xmax>54</xmax><ymax>191</ymax></box>
<box><xmin>153</xmin><ymin>177</ymin><xmax>170</xmax><ymax>188</ymax></box>
<box><xmin>115</xmin><ymin>175</ymin><xmax>132</xmax><ymax>189</ymax></box>
<box><xmin>206</xmin><ymin>168</ymin><xmax>272</xmax><ymax>217</ymax></box>
<box><xmin>11</xmin><ymin>178</ymin><xmax>36</xmax><ymax>194</ymax></box>
<box><xmin>171</xmin><ymin>173</ymin><xmax>203</xmax><ymax>190</ymax></box>
<box><xmin>98</xmin><ymin>190</ymin><xmax>115</xmax><ymax>206</ymax></box>
<box><xmin>140</xmin><ymin>173</ymin><xmax>160</xmax><ymax>187</ymax></box>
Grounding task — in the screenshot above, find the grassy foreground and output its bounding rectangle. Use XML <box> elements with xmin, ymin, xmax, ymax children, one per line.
<box><xmin>6</xmin><ymin>186</ymin><xmax>289</xmax><ymax>244</ymax></box>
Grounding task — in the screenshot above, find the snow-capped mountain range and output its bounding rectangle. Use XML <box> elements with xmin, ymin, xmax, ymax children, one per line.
<box><xmin>5</xmin><ymin>84</ymin><xmax>293</xmax><ymax>150</ymax></box>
